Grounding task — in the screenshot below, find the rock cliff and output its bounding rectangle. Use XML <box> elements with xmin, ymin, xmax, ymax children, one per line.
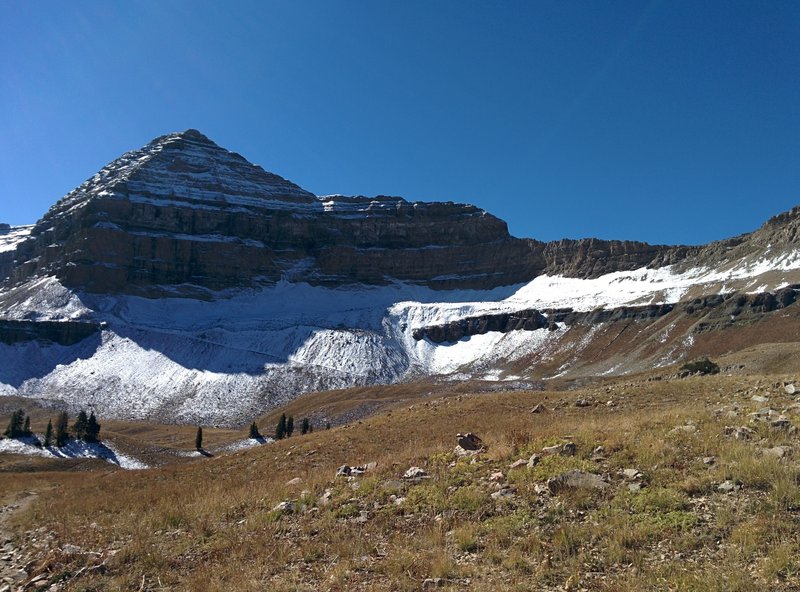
<box><xmin>2</xmin><ymin>130</ymin><xmax>684</xmax><ymax>295</ymax></box>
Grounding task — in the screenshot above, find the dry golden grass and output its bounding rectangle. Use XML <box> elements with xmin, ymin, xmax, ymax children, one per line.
<box><xmin>3</xmin><ymin>371</ymin><xmax>800</xmax><ymax>590</ymax></box>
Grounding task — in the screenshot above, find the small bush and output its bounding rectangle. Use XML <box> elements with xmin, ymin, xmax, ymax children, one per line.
<box><xmin>680</xmin><ymin>357</ymin><xmax>720</xmax><ymax>375</ymax></box>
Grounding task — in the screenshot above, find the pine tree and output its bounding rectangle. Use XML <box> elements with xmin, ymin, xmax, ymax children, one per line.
<box><xmin>286</xmin><ymin>416</ymin><xmax>294</xmax><ymax>437</ymax></box>
<box><xmin>44</xmin><ymin>419</ymin><xmax>53</xmax><ymax>447</ymax></box>
<box><xmin>195</xmin><ymin>426</ymin><xmax>203</xmax><ymax>450</ymax></box>
<box><xmin>4</xmin><ymin>410</ymin><xmax>24</xmax><ymax>438</ymax></box>
<box><xmin>275</xmin><ymin>414</ymin><xmax>286</xmax><ymax>440</ymax></box>
<box><xmin>248</xmin><ymin>421</ymin><xmax>261</xmax><ymax>439</ymax></box>
<box><xmin>23</xmin><ymin>415</ymin><xmax>31</xmax><ymax>437</ymax></box>
<box><xmin>73</xmin><ymin>410</ymin><xmax>89</xmax><ymax>441</ymax></box>
<box><xmin>85</xmin><ymin>412</ymin><xmax>101</xmax><ymax>443</ymax></box>
<box><xmin>301</xmin><ymin>417</ymin><xmax>310</xmax><ymax>435</ymax></box>
<box><xmin>55</xmin><ymin>411</ymin><xmax>69</xmax><ymax>447</ymax></box>
<box><xmin>326</xmin><ymin>422</ymin><xmax>331</xmax><ymax>430</ymax></box>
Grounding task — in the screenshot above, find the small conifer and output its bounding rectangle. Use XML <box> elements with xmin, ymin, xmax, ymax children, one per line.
<box><xmin>73</xmin><ymin>410</ymin><xmax>89</xmax><ymax>440</ymax></box>
<box><xmin>195</xmin><ymin>426</ymin><xmax>203</xmax><ymax>450</ymax></box>
<box><xmin>286</xmin><ymin>416</ymin><xmax>294</xmax><ymax>437</ymax></box>
<box><xmin>55</xmin><ymin>411</ymin><xmax>69</xmax><ymax>447</ymax></box>
<box><xmin>85</xmin><ymin>412</ymin><xmax>101</xmax><ymax>443</ymax></box>
<box><xmin>23</xmin><ymin>415</ymin><xmax>31</xmax><ymax>436</ymax></box>
<box><xmin>275</xmin><ymin>414</ymin><xmax>286</xmax><ymax>440</ymax></box>
<box><xmin>44</xmin><ymin>419</ymin><xmax>53</xmax><ymax>447</ymax></box>
<box><xmin>301</xmin><ymin>417</ymin><xmax>310</xmax><ymax>435</ymax></box>
<box><xmin>248</xmin><ymin>421</ymin><xmax>261</xmax><ymax>439</ymax></box>
<box><xmin>4</xmin><ymin>410</ymin><xmax>24</xmax><ymax>438</ymax></box>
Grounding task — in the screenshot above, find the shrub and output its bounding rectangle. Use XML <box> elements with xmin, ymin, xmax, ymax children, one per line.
<box><xmin>680</xmin><ymin>358</ymin><xmax>719</xmax><ymax>375</ymax></box>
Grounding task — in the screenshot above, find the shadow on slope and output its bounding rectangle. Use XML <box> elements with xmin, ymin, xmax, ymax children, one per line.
<box><xmin>0</xmin><ymin>332</ymin><xmax>102</xmax><ymax>387</ymax></box>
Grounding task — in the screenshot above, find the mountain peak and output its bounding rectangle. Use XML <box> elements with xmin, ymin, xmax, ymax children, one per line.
<box><xmin>149</xmin><ymin>128</ymin><xmax>217</xmax><ymax>148</ymax></box>
<box><xmin>177</xmin><ymin>128</ymin><xmax>211</xmax><ymax>142</ymax></box>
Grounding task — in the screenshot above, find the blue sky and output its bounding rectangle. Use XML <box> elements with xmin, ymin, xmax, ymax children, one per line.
<box><xmin>2</xmin><ymin>1</ymin><xmax>799</xmax><ymax>245</ymax></box>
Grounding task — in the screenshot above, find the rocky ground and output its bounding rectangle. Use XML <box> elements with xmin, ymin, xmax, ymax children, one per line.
<box><xmin>0</xmin><ymin>493</ymin><xmax>52</xmax><ymax>592</ymax></box>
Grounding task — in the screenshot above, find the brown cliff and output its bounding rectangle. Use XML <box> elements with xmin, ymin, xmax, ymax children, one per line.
<box><xmin>3</xmin><ymin>130</ymin><xmax>687</xmax><ymax>296</ymax></box>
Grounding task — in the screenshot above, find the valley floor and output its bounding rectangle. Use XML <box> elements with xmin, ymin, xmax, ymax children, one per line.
<box><xmin>2</xmin><ymin>367</ymin><xmax>800</xmax><ymax>590</ymax></box>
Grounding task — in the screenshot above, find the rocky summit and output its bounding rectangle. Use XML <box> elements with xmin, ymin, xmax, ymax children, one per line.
<box><xmin>1</xmin><ymin>130</ymin><xmax>800</xmax><ymax>426</ymax></box>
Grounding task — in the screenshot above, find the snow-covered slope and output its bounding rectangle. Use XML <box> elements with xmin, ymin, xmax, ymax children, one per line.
<box><xmin>1</xmin><ymin>252</ymin><xmax>799</xmax><ymax>425</ymax></box>
<box><xmin>0</xmin><ymin>225</ymin><xmax>33</xmax><ymax>253</ymax></box>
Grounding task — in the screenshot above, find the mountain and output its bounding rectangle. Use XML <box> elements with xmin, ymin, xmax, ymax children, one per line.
<box><xmin>3</xmin><ymin>129</ymin><xmax>683</xmax><ymax>296</ymax></box>
<box><xmin>1</xmin><ymin>130</ymin><xmax>799</xmax><ymax>426</ymax></box>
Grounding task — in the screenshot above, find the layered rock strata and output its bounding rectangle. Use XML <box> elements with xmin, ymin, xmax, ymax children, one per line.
<box><xmin>412</xmin><ymin>285</ymin><xmax>800</xmax><ymax>343</ymax></box>
<box><xmin>3</xmin><ymin>130</ymin><xmax>683</xmax><ymax>295</ymax></box>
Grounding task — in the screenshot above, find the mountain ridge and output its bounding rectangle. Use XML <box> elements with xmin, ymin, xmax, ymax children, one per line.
<box><xmin>2</xmin><ymin>129</ymin><xmax>688</xmax><ymax>296</ymax></box>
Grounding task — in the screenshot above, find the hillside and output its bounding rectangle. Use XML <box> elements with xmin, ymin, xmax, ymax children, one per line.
<box><xmin>3</xmin><ymin>364</ymin><xmax>800</xmax><ymax>590</ymax></box>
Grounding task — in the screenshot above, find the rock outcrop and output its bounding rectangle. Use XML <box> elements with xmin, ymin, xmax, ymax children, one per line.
<box><xmin>0</xmin><ymin>320</ymin><xmax>99</xmax><ymax>346</ymax></box>
<box><xmin>412</xmin><ymin>284</ymin><xmax>800</xmax><ymax>342</ymax></box>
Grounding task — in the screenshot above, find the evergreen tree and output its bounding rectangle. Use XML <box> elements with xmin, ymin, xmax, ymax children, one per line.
<box><xmin>300</xmin><ymin>417</ymin><xmax>310</xmax><ymax>435</ymax></box>
<box><xmin>195</xmin><ymin>426</ymin><xmax>203</xmax><ymax>450</ymax></box>
<box><xmin>326</xmin><ymin>422</ymin><xmax>331</xmax><ymax>430</ymax></box>
<box><xmin>286</xmin><ymin>416</ymin><xmax>294</xmax><ymax>437</ymax></box>
<box><xmin>23</xmin><ymin>415</ymin><xmax>31</xmax><ymax>437</ymax></box>
<box><xmin>44</xmin><ymin>419</ymin><xmax>53</xmax><ymax>447</ymax></box>
<box><xmin>3</xmin><ymin>410</ymin><xmax>24</xmax><ymax>438</ymax></box>
<box><xmin>248</xmin><ymin>421</ymin><xmax>261</xmax><ymax>439</ymax></box>
<box><xmin>275</xmin><ymin>413</ymin><xmax>286</xmax><ymax>440</ymax></box>
<box><xmin>85</xmin><ymin>412</ymin><xmax>101</xmax><ymax>443</ymax></box>
<box><xmin>55</xmin><ymin>411</ymin><xmax>69</xmax><ymax>447</ymax></box>
<box><xmin>309</xmin><ymin>423</ymin><xmax>313</xmax><ymax>433</ymax></box>
<box><xmin>73</xmin><ymin>410</ymin><xmax>89</xmax><ymax>440</ymax></box>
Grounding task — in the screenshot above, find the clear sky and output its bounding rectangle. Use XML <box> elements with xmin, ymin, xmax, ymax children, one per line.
<box><xmin>2</xmin><ymin>1</ymin><xmax>799</xmax><ymax>245</ymax></box>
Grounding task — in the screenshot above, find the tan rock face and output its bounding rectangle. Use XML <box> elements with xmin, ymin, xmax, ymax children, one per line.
<box><xmin>5</xmin><ymin>130</ymin><xmax>684</xmax><ymax>296</ymax></box>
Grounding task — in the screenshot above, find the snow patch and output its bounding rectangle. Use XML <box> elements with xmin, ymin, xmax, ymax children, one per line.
<box><xmin>0</xmin><ymin>225</ymin><xmax>34</xmax><ymax>253</ymax></box>
<box><xmin>0</xmin><ymin>436</ymin><xmax>148</xmax><ymax>469</ymax></box>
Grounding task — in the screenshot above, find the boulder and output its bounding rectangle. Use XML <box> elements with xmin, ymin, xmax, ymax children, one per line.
<box><xmin>542</xmin><ymin>442</ymin><xmax>576</xmax><ymax>456</ymax></box>
<box><xmin>771</xmin><ymin>416</ymin><xmax>792</xmax><ymax>429</ymax></box>
<box><xmin>717</xmin><ymin>480</ymin><xmax>741</xmax><ymax>493</ymax></box>
<box><xmin>621</xmin><ymin>468</ymin><xmax>642</xmax><ymax>481</ymax></box>
<box><xmin>456</xmin><ymin>433</ymin><xmax>485</xmax><ymax>451</ymax></box>
<box><xmin>547</xmin><ymin>471</ymin><xmax>609</xmax><ymax>494</ymax></box>
<box><xmin>724</xmin><ymin>426</ymin><xmax>755</xmax><ymax>440</ymax></box>
<box><xmin>335</xmin><ymin>463</ymin><xmax>374</xmax><ymax>478</ymax></box>
<box><xmin>403</xmin><ymin>467</ymin><xmax>428</xmax><ymax>480</ymax></box>
<box><xmin>669</xmin><ymin>424</ymin><xmax>697</xmax><ymax>435</ymax></box>
<box><xmin>762</xmin><ymin>446</ymin><xmax>792</xmax><ymax>459</ymax></box>
<box><xmin>272</xmin><ymin>501</ymin><xmax>295</xmax><ymax>514</ymax></box>
<box><xmin>491</xmin><ymin>487</ymin><xmax>516</xmax><ymax>500</ymax></box>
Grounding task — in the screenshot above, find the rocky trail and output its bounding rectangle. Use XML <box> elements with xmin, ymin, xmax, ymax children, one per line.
<box><xmin>0</xmin><ymin>492</ymin><xmax>68</xmax><ymax>592</ymax></box>
<box><xmin>0</xmin><ymin>492</ymin><xmax>40</xmax><ymax>592</ymax></box>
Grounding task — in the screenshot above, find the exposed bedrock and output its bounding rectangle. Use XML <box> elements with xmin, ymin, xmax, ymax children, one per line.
<box><xmin>3</xmin><ymin>130</ymin><xmax>685</xmax><ymax>295</ymax></box>
<box><xmin>412</xmin><ymin>285</ymin><xmax>800</xmax><ymax>343</ymax></box>
<box><xmin>0</xmin><ymin>320</ymin><xmax>99</xmax><ymax>346</ymax></box>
